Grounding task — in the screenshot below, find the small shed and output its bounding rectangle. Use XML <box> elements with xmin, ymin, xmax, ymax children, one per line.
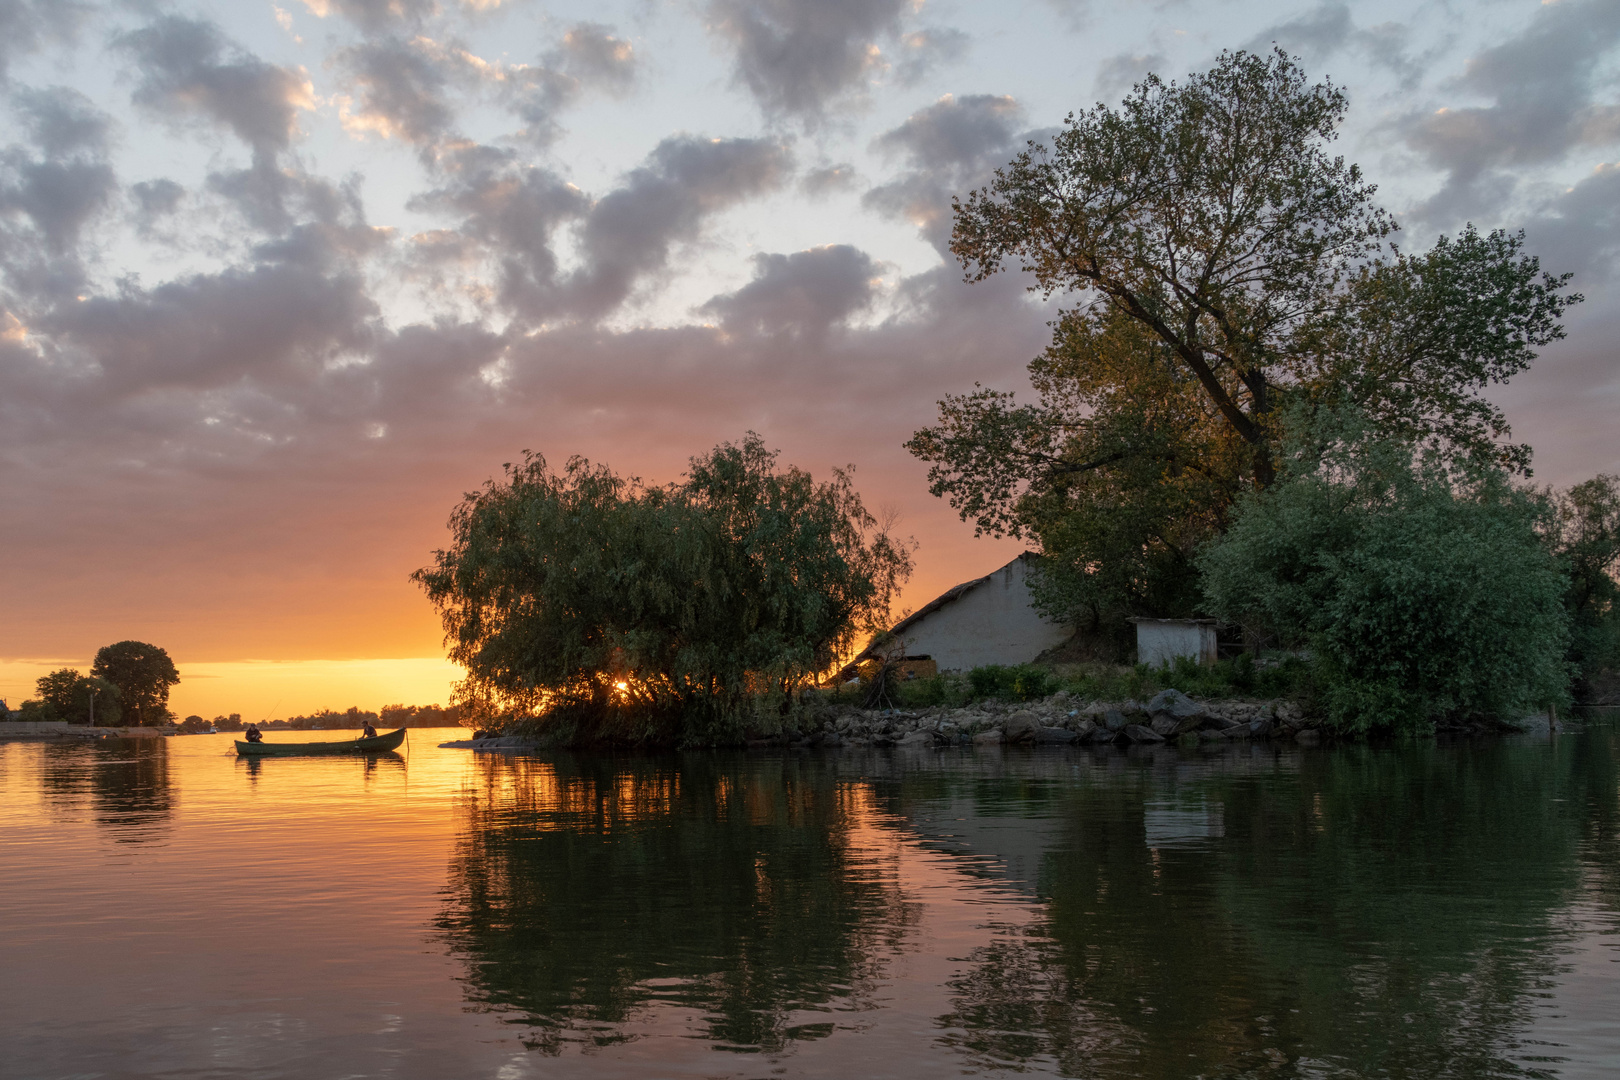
<box><xmin>850</xmin><ymin>553</ymin><xmax>1072</xmax><ymax>673</ymax></box>
<box><xmin>1129</xmin><ymin>618</ymin><xmax>1218</xmax><ymax>667</ymax></box>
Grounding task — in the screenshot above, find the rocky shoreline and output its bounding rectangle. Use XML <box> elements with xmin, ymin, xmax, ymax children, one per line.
<box><xmin>440</xmin><ymin>689</ymin><xmax>1343</xmax><ymax>751</ymax></box>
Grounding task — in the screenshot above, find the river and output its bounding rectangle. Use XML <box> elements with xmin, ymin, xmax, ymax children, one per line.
<box><xmin>2</xmin><ymin>720</ymin><xmax>1618</xmax><ymax>1079</ymax></box>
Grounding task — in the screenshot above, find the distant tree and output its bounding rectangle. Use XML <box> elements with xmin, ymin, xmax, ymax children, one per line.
<box><xmin>910</xmin><ymin>49</ymin><xmax>1579</xmax><ymax>625</ymax></box>
<box><xmin>1199</xmin><ymin>422</ymin><xmax>1570</xmax><ymax>733</ymax></box>
<box><xmin>91</xmin><ymin>642</ymin><xmax>180</xmax><ymax>727</ymax></box>
<box><xmin>414</xmin><ymin>434</ymin><xmax>912</xmax><ymax>745</ymax></box>
<box><xmin>33</xmin><ymin>668</ymin><xmax>122</xmax><ymax>725</ymax></box>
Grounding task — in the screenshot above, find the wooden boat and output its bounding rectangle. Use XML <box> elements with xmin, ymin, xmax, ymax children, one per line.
<box><xmin>235</xmin><ymin>728</ymin><xmax>407</xmax><ymax>756</ymax></box>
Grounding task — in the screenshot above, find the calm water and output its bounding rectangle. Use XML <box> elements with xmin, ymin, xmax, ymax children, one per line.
<box><xmin>3</xmin><ymin>723</ymin><xmax>1619</xmax><ymax>1080</ymax></box>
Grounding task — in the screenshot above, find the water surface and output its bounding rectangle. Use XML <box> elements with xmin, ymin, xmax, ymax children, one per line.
<box><xmin>2</xmin><ymin>722</ymin><xmax>1618</xmax><ymax>1078</ymax></box>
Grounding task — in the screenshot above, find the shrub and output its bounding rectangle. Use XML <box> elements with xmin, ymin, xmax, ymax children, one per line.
<box><xmin>1200</xmin><ymin>439</ymin><xmax>1571</xmax><ymax>733</ymax></box>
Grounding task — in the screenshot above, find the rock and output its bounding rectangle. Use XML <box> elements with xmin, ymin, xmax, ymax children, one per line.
<box><xmin>1103</xmin><ymin>709</ymin><xmax>1129</xmax><ymax>732</ymax></box>
<box><xmin>1004</xmin><ymin>711</ymin><xmax>1041</xmax><ymax>743</ymax></box>
<box><xmin>1073</xmin><ymin>719</ymin><xmax>1097</xmax><ymax>739</ymax></box>
<box><xmin>1086</xmin><ymin>725</ymin><xmax>1119</xmax><ymax>744</ymax></box>
<box><xmin>1150</xmin><ymin>713</ymin><xmax>1180</xmax><ymax>737</ymax></box>
<box><xmin>897</xmin><ymin>730</ymin><xmax>934</xmax><ymax>747</ymax></box>
<box><xmin>972</xmin><ymin>728</ymin><xmax>1005</xmax><ymax>745</ymax></box>
<box><xmin>1199</xmin><ymin>727</ymin><xmax>1228</xmax><ymax>741</ymax></box>
<box><xmin>1124</xmin><ymin>724</ymin><xmax>1165</xmax><ymax>743</ymax></box>
<box><xmin>1249</xmin><ymin>718</ymin><xmax>1273</xmax><ymax>738</ymax></box>
<box><xmin>1147</xmin><ymin>688</ymin><xmax>1206</xmax><ymax>721</ymax></box>
<box><xmin>1035</xmin><ymin>726</ymin><xmax>1078</xmax><ymax>744</ymax></box>
<box><xmin>1050</xmin><ymin>691</ymin><xmax>1072</xmax><ymax>707</ymax></box>
<box><xmin>816</xmin><ymin>732</ymin><xmax>843</xmax><ymax>748</ymax></box>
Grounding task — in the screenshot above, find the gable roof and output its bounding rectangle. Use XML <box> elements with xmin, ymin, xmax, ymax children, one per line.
<box><xmin>852</xmin><ymin>552</ymin><xmax>1038</xmax><ymax>663</ymax></box>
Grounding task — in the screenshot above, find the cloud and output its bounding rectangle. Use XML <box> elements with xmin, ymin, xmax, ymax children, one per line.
<box><xmin>299</xmin><ymin>0</ymin><xmax>437</xmax><ymax>34</ymax></box>
<box><xmin>115</xmin><ymin>17</ymin><xmax>315</xmax><ymax>162</ymax></box>
<box><xmin>1523</xmin><ymin>162</ymin><xmax>1620</xmax><ymax>285</ymax></box>
<box><xmin>504</xmin><ymin>23</ymin><xmax>637</xmax><ymax>147</ymax></box>
<box><xmin>1093</xmin><ymin>52</ymin><xmax>1165</xmax><ymax>103</ymax></box>
<box><xmin>1243</xmin><ymin>4</ymin><xmax>1422</xmax><ymax>88</ymax></box>
<box><xmin>407</xmin><ymin>142</ymin><xmax>589</xmax><ymax>317</ymax></box>
<box><xmin>563</xmin><ymin>134</ymin><xmax>793</xmax><ymax>321</ymax></box>
<box><xmin>864</xmin><ymin>93</ymin><xmax>1028</xmax><ymax>250</ymax></box>
<box><xmin>556</xmin><ymin>23</ymin><xmax>637</xmax><ymax>94</ymax></box>
<box><xmin>0</xmin><ymin>88</ymin><xmax>117</xmax><ymax>300</ymax></box>
<box><xmin>706</xmin><ymin>0</ymin><xmax>909</xmax><ymax>125</ymax></box>
<box><xmin>337</xmin><ymin>36</ymin><xmax>465</xmax><ymax>146</ymax></box>
<box><xmin>894</xmin><ymin>28</ymin><xmax>970</xmax><ymax>85</ymax></box>
<box><xmin>799</xmin><ymin>163</ymin><xmax>858</xmax><ymax>196</ymax></box>
<box><xmin>0</xmin><ymin>0</ymin><xmax>90</xmax><ymax>81</ymax></box>
<box><xmin>1401</xmin><ymin>0</ymin><xmax>1620</xmax><ymax>219</ymax></box>
<box><xmin>698</xmin><ymin>244</ymin><xmax>881</xmax><ymax>341</ymax></box>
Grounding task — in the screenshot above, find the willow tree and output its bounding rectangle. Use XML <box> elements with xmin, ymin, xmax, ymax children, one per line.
<box><xmin>413</xmin><ymin>435</ymin><xmax>911</xmax><ymax>746</ymax></box>
<box><xmin>909</xmin><ymin>49</ymin><xmax>1577</xmax><ymax>627</ymax></box>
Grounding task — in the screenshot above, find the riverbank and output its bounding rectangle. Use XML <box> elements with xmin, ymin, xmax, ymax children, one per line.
<box><xmin>0</xmin><ymin>722</ymin><xmax>172</xmax><ymax>740</ymax></box>
<box><xmin>441</xmin><ymin>688</ymin><xmax>1533</xmax><ymax>751</ymax></box>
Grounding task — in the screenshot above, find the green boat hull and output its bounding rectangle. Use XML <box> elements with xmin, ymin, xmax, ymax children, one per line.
<box><xmin>235</xmin><ymin>728</ymin><xmax>407</xmax><ymax>756</ymax></box>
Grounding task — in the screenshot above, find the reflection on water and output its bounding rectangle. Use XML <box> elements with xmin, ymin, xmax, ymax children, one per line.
<box><xmin>439</xmin><ymin>754</ymin><xmax>917</xmax><ymax>1053</ymax></box>
<box><xmin>1</xmin><ymin>723</ymin><xmax>1618</xmax><ymax>1078</ymax></box>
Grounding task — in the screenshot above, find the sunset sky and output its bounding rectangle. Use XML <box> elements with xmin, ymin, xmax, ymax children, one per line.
<box><xmin>2</xmin><ymin>0</ymin><xmax>1617</xmax><ymax>719</ymax></box>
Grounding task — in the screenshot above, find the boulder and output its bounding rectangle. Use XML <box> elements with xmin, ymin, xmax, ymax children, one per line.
<box><xmin>815</xmin><ymin>732</ymin><xmax>843</xmax><ymax>748</ymax></box>
<box><xmin>1072</xmin><ymin>719</ymin><xmax>1098</xmax><ymax>739</ymax></box>
<box><xmin>1103</xmin><ymin>709</ymin><xmax>1129</xmax><ymax>732</ymax></box>
<box><xmin>1249</xmin><ymin>718</ymin><xmax>1273</xmax><ymax>738</ymax></box>
<box><xmin>1124</xmin><ymin>724</ymin><xmax>1165</xmax><ymax>743</ymax></box>
<box><xmin>1150</xmin><ymin>713</ymin><xmax>1180</xmax><ymax>737</ymax></box>
<box><xmin>1147</xmin><ymin>688</ymin><xmax>1205</xmax><ymax>721</ymax></box>
<box><xmin>972</xmin><ymin>728</ymin><xmax>1005</xmax><ymax>745</ymax></box>
<box><xmin>1034</xmin><ymin>726</ymin><xmax>1078</xmax><ymax>744</ymax></box>
<box><xmin>1004</xmin><ymin>711</ymin><xmax>1041</xmax><ymax>743</ymax></box>
<box><xmin>1086</xmin><ymin>725</ymin><xmax>1119</xmax><ymax>744</ymax></box>
<box><xmin>1199</xmin><ymin>727</ymin><xmax>1228</xmax><ymax>742</ymax></box>
<box><xmin>896</xmin><ymin>730</ymin><xmax>934</xmax><ymax>747</ymax></box>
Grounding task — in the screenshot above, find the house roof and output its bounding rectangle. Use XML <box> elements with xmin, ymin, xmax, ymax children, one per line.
<box><xmin>852</xmin><ymin>552</ymin><xmax>1038</xmax><ymax>664</ymax></box>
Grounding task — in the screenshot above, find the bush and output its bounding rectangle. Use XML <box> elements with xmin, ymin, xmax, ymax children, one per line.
<box><xmin>1200</xmin><ymin>439</ymin><xmax>1571</xmax><ymax>734</ymax></box>
<box><xmin>964</xmin><ymin>664</ymin><xmax>1060</xmax><ymax>702</ymax></box>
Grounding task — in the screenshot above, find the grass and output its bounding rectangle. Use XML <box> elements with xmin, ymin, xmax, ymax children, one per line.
<box><xmin>817</xmin><ymin>653</ymin><xmax>1315</xmax><ymax>710</ymax></box>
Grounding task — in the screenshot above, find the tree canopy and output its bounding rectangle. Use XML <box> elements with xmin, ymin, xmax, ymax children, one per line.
<box><xmin>31</xmin><ymin>668</ymin><xmax>122</xmax><ymax>725</ymax></box>
<box><xmin>91</xmin><ymin>641</ymin><xmax>180</xmax><ymax>727</ymax></box>
<box><xmin>909</xmin><ymin>49</ymin><xmax>1579</xmax><ymax>626</ymax></box>
<box><xmin>414</xmin><ymin>434</ymin><xmax>912</xmax><ymax>745</ymax></box>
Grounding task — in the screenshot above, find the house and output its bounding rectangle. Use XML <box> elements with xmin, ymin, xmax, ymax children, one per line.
<box><xmin>852</xmin><ymin>553</ymin><xmax>1072</xmax><ymax>673</ymax></box>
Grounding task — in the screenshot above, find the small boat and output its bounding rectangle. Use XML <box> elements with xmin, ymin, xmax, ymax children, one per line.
<box><xmin>235</xmin><ymin>728</ymin><xmax>407</xmax><ymax>756</ymax></box>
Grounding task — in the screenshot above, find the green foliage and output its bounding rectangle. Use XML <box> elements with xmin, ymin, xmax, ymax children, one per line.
<box><xmin>910</xmin><ymin>50</ymin><xmax>1577</xmax><ymax>625</ymax></box>
<box><xmin>91</xmin><ymin>641</ymin><xmax>179</xmax><ymax>727</ymax></box>
<box><xmin>1199</xmin><ymin>436</ymin><xmax>1571</xmax><ymax>733</ymax></box>
<box><xmin>966</xmin><ymin>663</ymin><xmax>1060</xmax><ymax>702</ymax></box>
<box><xmin>1545</xmin><ymin>475</ymin><xmax>1620</xmax><ymax>682</ymax></box>
<box><xmin>415</xmin><ymin>434</ymin><xmax>912</xmax><ymax>746</ymax></box>
<box><xmin>33</xmin><ymin>668</ymin><xmax>122</xmax><ymax>725</ymax></box>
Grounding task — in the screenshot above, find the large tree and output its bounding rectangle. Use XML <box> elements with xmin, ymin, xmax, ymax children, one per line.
<box><xmin>414</xmin><ymin>434</ymin><xmax>912</xmax><ymax>745</ymax></box>
<box><xmin>909</xmin><ymin>49</ymin><xmax>1578</xmax><ymax>623</ymax></box>
<box><xmin>91</xmin><ymin>641</ymin><xmax>180</xmax><ymax>727</ymax></box>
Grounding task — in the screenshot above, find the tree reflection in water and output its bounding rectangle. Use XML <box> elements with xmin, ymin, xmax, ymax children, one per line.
<box><xmin>35</xmin><ymin>738</ymin><xmax>177</xmax><ymax>843</ymax></box>
<box><xmin>435</xmin><ymin>728</ymin><xmax>1620</xmax><ymax>1076</ymax></box>
<box><xmin>436</xmin><ymin>752</ymin><xmax>917</xmax><ymax>1053</ymax></box>
<box><xmin>926</xmin><ymin>736</ymin><xmax>1615</xmax><ymax>1079</ymax></box>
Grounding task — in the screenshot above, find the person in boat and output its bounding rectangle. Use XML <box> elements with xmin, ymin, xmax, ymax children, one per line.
<box><xmin>244</xmin><ymin>724</ymin><xmax>264</xmax><ymax>743</ymax></box>
<box><xmin>360</xmin><ymin>720</ymin><xmax>378</xmax><ymax>739</ymax></box>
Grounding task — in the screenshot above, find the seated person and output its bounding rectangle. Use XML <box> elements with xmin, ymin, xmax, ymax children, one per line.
<box><xmin>361</xmin><ymin>720</ymin><xmax>379</xmax><ymax>739</ymax></box>
<box><xmin>244</xmin><ymin>724</ymin><xmax>263</xmax><ymax>743</ymax></box>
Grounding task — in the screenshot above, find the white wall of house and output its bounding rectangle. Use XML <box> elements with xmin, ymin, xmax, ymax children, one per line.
<box><xmin>1132</xmin><ymin>620</ymin><xmax>1218</xmax><ymax>667</ymax></box>
<box><xmin>896</xmin><ymin>557</ymin><xmax>1071</xmax><ymax>670</ymax></box>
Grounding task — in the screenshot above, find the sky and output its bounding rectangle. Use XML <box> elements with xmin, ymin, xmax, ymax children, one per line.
<box><xmin>2</xmin><ymin>0</ymin><xmax>1617</xmax><ymax>719</ymax></box>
